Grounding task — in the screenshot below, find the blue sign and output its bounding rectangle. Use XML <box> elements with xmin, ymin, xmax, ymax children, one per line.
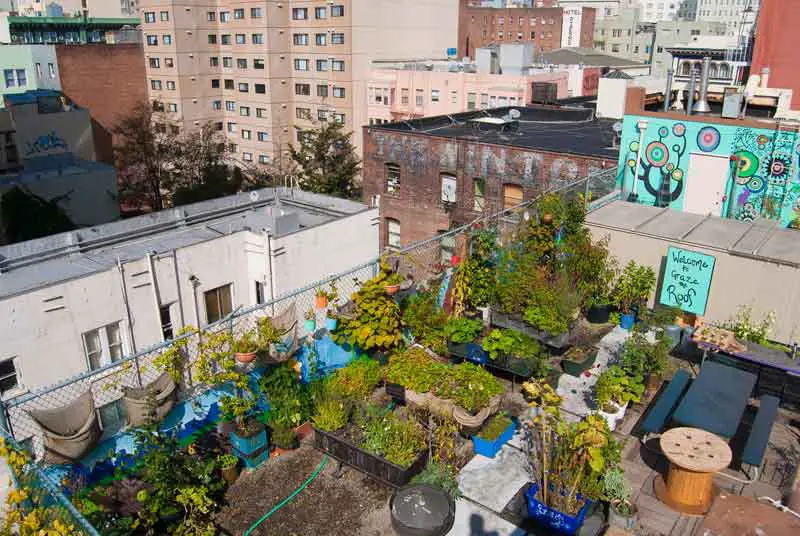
<box><xmin>659</xmin><ymin>246</ymin><xmax>716</xmax><ymax>315</ymax></box>
<box><xmin>447</xmin><ymin>47</ymin><xmax>457</xmax><ymax>58</ymax></box>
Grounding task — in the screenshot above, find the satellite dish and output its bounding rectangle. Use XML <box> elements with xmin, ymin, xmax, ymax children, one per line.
<box><xmin>612</xmin><ymin>122</ymin><xmax>623</xmax><ymax>133</ymax></box>
<box><xmin>509</xmin><ymin>109</ymin><xmax>521</xmax><ymax>119</ymax></box>
<box><xmin>249</xmin><ymin>191</ymin><xmax>260</xmax><ymax>202</ymax></box>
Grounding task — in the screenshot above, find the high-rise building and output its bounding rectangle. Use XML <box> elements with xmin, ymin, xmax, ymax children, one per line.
<box><xmin>556</xmin><ymin>1</ymin><xmax>634</xmax><ymax>20</ymax></box>
<box><xmin>138</xmin><ymin>0</ymin><xmax>459</xmax><ymax>172</ymax></box>
<box><xmin>7</xmin><ymin>0</ymin><xmax>139</xmax><ymax>17</ymax></box>
<box><xmin>633</xmin><ymin>0</ymin><xmax>697</xmax><ymax>22</ymax></box>
<box><xmin>695</xmin><ymin>0</ymin><xmax>759</xmax><ymax>40</ymax></box>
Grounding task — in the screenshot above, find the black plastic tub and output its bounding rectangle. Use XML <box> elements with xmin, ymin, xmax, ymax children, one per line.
<box><xmin>491</xmin><ymin>311</ymin><xmax>570</xmax><ymax>349</ymax></box>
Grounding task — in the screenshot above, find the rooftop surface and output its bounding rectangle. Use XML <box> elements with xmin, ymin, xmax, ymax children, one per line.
<box><xmin>369</xmin><ymin>106</ymin><xmax>619</xmax><ymax>159</ymax></box>
<box><xmin>541</xmin><ymin>47</ymin><xmax>646</xmax><ymax>68</ymax></box>
<box><xmin>586</xmin><ymin>200</ymin><xmax>800</xmax><ymax>267</ymax></box>
<box><xmin>0</xmin><ymin>188</ymin><xmax>370</xmax><ymax>299</ymax></box>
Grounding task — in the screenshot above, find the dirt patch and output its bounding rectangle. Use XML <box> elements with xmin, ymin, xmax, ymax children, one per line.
<box><xmin>216</xmin><ymin>444</ymin><xmax>393</xmax><ymax>536</ymax></box>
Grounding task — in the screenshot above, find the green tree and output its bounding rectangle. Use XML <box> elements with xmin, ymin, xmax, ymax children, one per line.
<box><xmin>289</xmin><ymin>121</ymin><xmax>361</xmax><ymax>199</ymax></box>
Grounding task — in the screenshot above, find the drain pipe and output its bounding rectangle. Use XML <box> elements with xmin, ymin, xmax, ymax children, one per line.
<box><xmin>686</xmin><ymin>68</ymin><xmax>697</xmax><ymax>115</ymax></box>
<box><xmin>628</xmin><ymin>119</ymin><xmax>649</xmax><ymax>202</ymax></box>
<box><xmin>663</xmin><ymin>68</ymin><xmax>674</xmax><ymax>111</ymax></box>
<box><xmin>692</xmin><ymin>56</ymin><xmax>712</xmax><ymax>114</ymax></box>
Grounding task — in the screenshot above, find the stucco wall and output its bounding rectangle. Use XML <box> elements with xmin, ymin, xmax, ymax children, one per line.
<box><xmin>586</xmin><ymin>224</ymin><xmax>800</xmax><ymax>344</ymax></box>
<box><xmin>618</xmin><ymin>113</ymin><xmax>800</xmax><ymax>228</ymax></box>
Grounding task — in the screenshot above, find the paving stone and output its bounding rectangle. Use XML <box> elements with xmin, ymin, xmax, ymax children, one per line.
<box><xmin>446</xmin><ymin>499</ymin><xmax>526</xmax><ymax>536</ymax></box>
<box><xmin>634</xmin><ymin>492</ymin><xmax>681</xmax><ymax>535</ymax></box>
<box><xmin>458</xmin><ymin>444</ymin><xmax>531</xmax><ymax>514</ymax></box>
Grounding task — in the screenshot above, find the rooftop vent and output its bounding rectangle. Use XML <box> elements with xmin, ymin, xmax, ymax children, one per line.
<box><xmin>468</xmin><ymin>115</ymin><xmax>519</xmax><ymax>133</ymax></box>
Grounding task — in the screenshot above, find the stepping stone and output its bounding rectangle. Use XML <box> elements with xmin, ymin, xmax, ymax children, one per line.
<box><xmin>458</xmin><ymin>445</ymin><xmax>531</xmax><ymax>513</ymax></box>
<box><xmin>447</xmin><ymin>499</ymin><xmax>526</xmax><ymax>535</ymax></box>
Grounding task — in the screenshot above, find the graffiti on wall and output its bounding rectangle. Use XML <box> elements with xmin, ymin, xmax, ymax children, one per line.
<box><xmin>24</xmin><ymin>131</ymin><xmax>68</xmax><ymax>156</ymax></box>
<box><xmin>619</xmin><ymin>116</ymin><xmax>800</xmax><ymax>229</ymax></box>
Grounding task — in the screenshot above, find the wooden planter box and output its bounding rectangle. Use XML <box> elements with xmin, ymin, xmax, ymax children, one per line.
<box><xmin>491</xmin><ymin>311</ymin><xmax>570</xmax><ymax>349</ymax></box>
<box><xmin>313</xmin><ymin>427</ymin><xmax>428</xmax><ymax>487</ymax></box>
<box><xmin>385</xmin><ymin>382</ymin><xmax>406</xmax><ymax>403</ymax></box>
<box><xmin>560</xmin><ymin>346</ymin><xmax>598</xmax><ymax>377</ymax></box>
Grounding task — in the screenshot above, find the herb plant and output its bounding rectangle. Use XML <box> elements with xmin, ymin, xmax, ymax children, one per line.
<box><xmin>477</xmin><ymin>412</ymin><xmax>513</xmax><ymax>441</ymax></box>
<box><xmin>328</xmin><ymin>356</ymin><xmax>382</xmax><ymax>400</ymax></box>
<box><xmin>360</xmin><ymin>406</ymin><xmax>425</xmax><ymax>468</ymax></box>
<box><xmin>444</xmin><ymin>317</ymin><xmax>483</xmax><ymax>344</ymax></box>
<box><xmin>594</xmin><ymin>366</ymin><xmax>644</xmax><ymax>412</ymax></box>
<box><xmin>411</xmin><ymin>461</ymin><xmax>462</xmax><ymax>499</ymax></box>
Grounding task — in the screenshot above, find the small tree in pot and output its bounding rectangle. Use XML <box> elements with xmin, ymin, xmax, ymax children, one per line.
<box><xmin>603</xmin><ymin>467</ymin><xmax>637</xmax><ymax>530</ymax></box>
<box><xmin>611</xmin><ymin>261</ymin><xmax>656</xmax><ymax>329</ymax></box>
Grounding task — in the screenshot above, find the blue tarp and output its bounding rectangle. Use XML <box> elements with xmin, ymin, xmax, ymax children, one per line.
<box><xmin>298</xmin><ymin>333</ymin><xmax>359</xmax><ymax>382</ymax></box>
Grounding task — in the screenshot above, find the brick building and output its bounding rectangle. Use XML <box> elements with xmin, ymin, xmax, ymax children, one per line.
<box><xmin>362</xmin><ymin>106</ymin><xmax>617</xmax><ymax>248</ymax></box>
<box><xmin>55</xmin><ymin>43</ymin><xmax>148</xmax><ymax>164</ymax></box>
<box><xmin>751</xmin><ymin>0</ymin><xmax>800</xmax><ymax>110</ymax></box>
<box><xmin>458</xmin><ymin>1</ymin><xmax>596</xmax><ymax>59</ymax></box>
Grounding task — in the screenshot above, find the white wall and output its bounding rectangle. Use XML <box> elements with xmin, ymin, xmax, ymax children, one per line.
<box><xmin>0</xmin><ymin>208</ymin><xmax>379</xmax><ymax>393</ymax></box>
<box><xmin>596</xmin><ymin>77</ymin><xmax>629</xmax><ymax>118</ymax></box>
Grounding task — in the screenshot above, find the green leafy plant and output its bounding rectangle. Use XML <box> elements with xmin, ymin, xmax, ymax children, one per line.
<box><xmin>603</xmin><ymin>467</ymin><xmax>634</xmax><ymax>516</ymax></box>
<box><xmin>260</xmin><ymin>363</ymin><xmax>314</xmax><ymax>429</ymax></box>
<box><xmin>331</xmin><ymin>265</ymin><xmax>404</xmax><ymax>351</ymax></box>
<box><xmin>481</xmin><ymin>329</ymin><xmax>542</xmax><ymax>361</ymax></box>
<box><xmin>360</xmin><ymin>407</ymin><xmax>426</xmax><ymax>468</ymax></box>
<box><xmin>154</xmin><ymin>325</ymin><xmax>196</xmax><ymax>384</ymax></box>
<box><xmin>271</xmin><ymin>425</ymin><xmax>298</xmax><ymax>450</ymax></box>
<box><xmin>256</xmin><ymin>316</ymin><xmax>282</xmax><ymax>350</ymax></box>
<box><xmin>312</xmin><ymin>383</ymin><xmax>350</xmax><ymax>432</ymax></box>
<box><xmin>216</xmin><ymin>454</ymin><xmax>237</xmax><ymax>470</ymax></box>
<box><xmin>594</xmin><ymin>366</ymin><xmax>644</xmax><ymax>412</ymax></box>
<box><xmin>563</xmin><ymin>234</ymin><xmax>618</xmax><ymax>309</ymax></box>
<box><xmin>619</xmin><ymin>327</ymin><xmax>670</xmax><ymax>378</ymax></box>
<box><xmin>444</xmin><ymin>317</ymin><xmax>483</xmax><ymax>344</ymax></box>
<box><xmin>402</xmin><ymin>287</ymin><xmax>448</xmax><ymax>355</ymax></box>
<box><xmin>328</xmin><ymin>356</ymin><xmax>382</xmax><ymax>400</ymax></box>
<box><xmin>611</xmin><ymin>261</ymin><xmax>656</xmax><ymax>314</ymax></box>
<box><xmin>477</xmin><ymin>412</ymin><xmax>513</xmax><ymax>441</ymax></box>
<box><xmin>304</xmin><ymin>308</ymin><xmax>316</xmax><ymax>321</ymax></box>
<box><xmin>724</xmin><ymin>304</ymin><xmax>777</xmax><ymax>346</ymax></box>
<box><xmin>522</xmin><ymin>275</ymin><xmax>579</xmax><ymax>335</ymax></box>
<box><xmin>174</xmin><ymin>486</ymin><xmax>216</xmax><ymax>536</ymax></box>
<box><xmin>411</xmin><ymin>461</ymin><xmax>462</xmax><ymax>499</ymax></box>
<box><xmin>232</xmin><ymin>330</ymin><xmax>259</xmax><ymax>353</ymax></box>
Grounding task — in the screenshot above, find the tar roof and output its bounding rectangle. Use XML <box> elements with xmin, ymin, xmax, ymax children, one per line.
<box><xmin>541</xmin><ymin>48</ymin><xmax>645</xmax><ymax>68</ymax></box>
<box><xmin>586</xmin><ymin>200</ymin><xmax>800</xmax><ymax>267</ymax></box>
<box><xmin>0</xmin><ymin>188</ymin><xmax>369</xmax><ymax>299</ymax></box>
<box><xmin>369</xmin><ymin>106</ymin><xmax>619</xmax><ymax>159</ymax></box>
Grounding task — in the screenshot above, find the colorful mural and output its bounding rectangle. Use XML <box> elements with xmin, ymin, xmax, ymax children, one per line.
<box><xmin>618</xmin><ymin>115</ymin><xmax>800</xmax><ymax>229</ymax></box>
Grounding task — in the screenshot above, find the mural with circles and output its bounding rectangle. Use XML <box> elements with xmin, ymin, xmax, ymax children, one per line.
<box><xmin>618</xmin><ymin>115</ymin><xmax>800</xmax><ymax>229</ymax></box>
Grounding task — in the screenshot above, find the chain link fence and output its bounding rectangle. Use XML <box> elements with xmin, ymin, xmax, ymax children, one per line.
<box><xmin>1</xmin><ymin>168</ymin><xmax>618</xmax><ymax>466</ymax></box>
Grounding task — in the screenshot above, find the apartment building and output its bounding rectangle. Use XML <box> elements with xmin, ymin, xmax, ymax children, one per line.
<box><xmin>696</xmin><ymin>0</ymin><xmax>759</xmax><ymax>39</ymax></box>
<box><xmin>0</xmin><ymin>12</ymin><xmax>141</xmax><ymax>44</ymax></box>
<box><xmin>751</xmin><ymin>0</ymin><xmax>800</xmax><ymax>110</ymax></box>
<box><xmin>556</xmin><ymin>0</ymin><xmax>634</xmax><ymax>20</ymax></box>
<box><xmin>7</xmin><ymin>0</ymin><xmax>139</xmax><ymax>17</ymax></box>
<box><xmin>1</xmin><ymin>44</ymin><xmax>61</xmax><ymax>99</ymax></box>
<box><xmin>138</xmin><ymin>0</ymin><xmax>459</xmax><ymax>171</ymax></box>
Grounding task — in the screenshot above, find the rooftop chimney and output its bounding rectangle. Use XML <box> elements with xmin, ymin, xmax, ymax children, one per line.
<box><xmin>692</xmin><ymin>56</ymin><xmax>712</xmax><ymax>115</ymax></box>
<box><xmin>686</xmin><ymin>68</ymin><xmax>697</xmax><ymax>115</ymax></box>
<box><xmin>663</xmin><ymin>69</ymin><xmax>673</xmax><ymax>112</ymax></box>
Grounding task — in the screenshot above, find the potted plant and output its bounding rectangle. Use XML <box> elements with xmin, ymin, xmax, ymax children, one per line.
<box><xmin>620</xmin><ymin>328</ymin><xmax>670</xmax><ymax>391</ymax></box>
<box><xmin>482</xmin><ymin>329</ymin><xmax>546</xmax><ymax>377</ymax></box>
<box><xmin>561</xmin><ymin>345</ymin><xmax>599</xmax><ymax>377</ymax></box>
<box><xmin>270</xmin><ymin>426</ymin><xmax>298</xmax><ymax>457</ymax></box>
<box><xmin>325</xmin><ymin>309</ymin><xmax>338</xmax><ymax>331</ymax></box>
<box><xmin>217</xmin><ymin>454</ymin><xmax>239</xmax><ymax>484</ymax></box>
<box><xmin>384</xmin><ymin>271</ymin><xmax>404</xmax><ymax>295</ymax></box>
<box><xmin>472</xmin><ymin>412</ymin><xmax>516</xmax><ymax>458</ymax></box>
<box><xmin>610</xmin><ymin>261</ymin><xmax>656</xmax><ymax>330</ymax></box>
<box><xmin>304</xmin><ymin>307</ymin><xmax>316</xmax><ymax>333</ymax></box>
<box><xmin>315</xmin><ymin>288</ymin><xmax>329</xmax><ymax>309</ymax></box>
<box><xmin>232</xmin><ymin>331</ymin><xmax>259</xmax><ymax>364</ymax></box>
<box><xmin>594</xmin><ymin>366</ymin><xmax>644</xmax><ymax>431</ymax></box>
<box><xmin>444</xmin><ymin>317</ymin><xmax>483</xmax><ymax>360</ymax></box>
<box><xmin>604</xmin><ymin>467</ymin><xmax>637</xmax><ymax>530</ymax></box>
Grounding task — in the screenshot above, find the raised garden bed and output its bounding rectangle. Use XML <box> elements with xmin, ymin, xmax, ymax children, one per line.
<box><xmin>560</xmin><ymin>346</ymin><xmax>598</xmax><ymax>377</ymax></box>
<box><xmin>491</xmin><ymin>311</ymin><xmax>571</xmax><ymax>349</ymax></box>
<box><xmin>313</xmin><ymin>427</ymin><xmax>428</xmax><ymax>487</ymax></box>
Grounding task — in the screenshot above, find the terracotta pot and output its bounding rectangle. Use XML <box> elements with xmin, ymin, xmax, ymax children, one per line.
<box><xmin>235</xmin><ymin>351</ymin><xmax>257</xmax><ymax>364</ymax></box>
<box><xmin>221</xmin><ymin>464</ymin><xmax>240</xmax><ymax>484</ymax></box>
<box><xmin>542</xmin><ymin>213</ymin><xmax>553</xmax><ymax>224</ymax></box>
<box><xmin>293</xmin><ymin>421</ymin><xmax>313</xmax><ymax>442</ymax></box>
<box><xmin>270</xmin><ymin>447</ymin><xmax>290</xmax><ymax>459</ymax></box>
<box><xmin>315</xmin><ymin>295</ymin><xmax>328</xmax><ymax>309</ymax></box>
<box><xmin>385</xmin><ymin>284</ymin><xmax>401</xmax><ymax>295</ymax></box>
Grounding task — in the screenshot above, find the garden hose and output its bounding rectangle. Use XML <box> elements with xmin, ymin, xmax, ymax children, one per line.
<box><xmin>243</xmin><ymin>454</ymin><xmax>328</xmax><ymax>536</ymax></box>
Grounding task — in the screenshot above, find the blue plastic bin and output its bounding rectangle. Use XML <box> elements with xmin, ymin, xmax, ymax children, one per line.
<box><xmin>472</xmin><ymin>419</ymin><xmax>516</xmax><ymax>458</ymax></box>
<box><xmin>230</xmin><ymin>426</ymin><xmax>268</xmax><ymax>456</ymax></box>
<box><xmin>525</xmin><ymin>483</ymin><xmax>593</xmax><ymax>535</ymax></box>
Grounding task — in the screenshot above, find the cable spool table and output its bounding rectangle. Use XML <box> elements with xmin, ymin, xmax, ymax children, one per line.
<box><xmin>654</xmin><ymin>427</ymin><xmax>732</xmax><ymax>515</ymax></box>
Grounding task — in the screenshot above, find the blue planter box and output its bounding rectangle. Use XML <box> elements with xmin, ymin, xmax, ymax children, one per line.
<box><xmin>472</xmin><ymin>419</ymin><xmax>516</xmax><ymax>458</ymax></box>
<box><xmin>235</xmin><ymin>444</ymin><xmax>270</xmax><ymax>469</ymax></box>
<box><xmin>326</xmin><ymin>317</ymin><xmax>338</xmax><ymax>331</ymax></box>
<box><xmin>230</xmin><ymin>426</ymin><xmax>268</xmax><ymax>456</ymax></box>
<box><xmin>525</xmin><ymin>484</ymin><xmax>593</xmax><ymax>535</ymax></box>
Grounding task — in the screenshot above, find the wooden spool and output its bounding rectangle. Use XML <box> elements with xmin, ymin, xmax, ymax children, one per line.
<box><xmin>655</xmin><ymin>427</ymin><xmax>732</xmax><ymax>515</ymax></box>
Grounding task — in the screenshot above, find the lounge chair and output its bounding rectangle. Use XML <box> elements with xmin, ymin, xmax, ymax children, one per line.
<box><xmin>122</xmin><ymin>372</ymin><xmax>178</xmax><ymax>427</ymax></box>
<box><xmin>28</xmin><ymin>390</ymin><xmax>101</xmax><ymax>464</ymax></box>
<box><xmin>265</xmin><ymin>301</ymin><xmax>299</xmax><ymax>363</ymax></box>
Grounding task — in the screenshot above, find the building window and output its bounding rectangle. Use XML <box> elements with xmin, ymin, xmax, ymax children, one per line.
<box><xmin>159</xmin><ymin>305</ymin><xmax>173</xmax><ymax>341</ymax></box>
<box><xmin>318</xmin><ymin>109</ymin><xmax>328</xmax><ymax>122</ymax></box>
<box><xmin>317</xmin><ymin>84</ymin><xmax>329</xmax><ymax>97</ymax></box>
<box><xmin>503</xmin><ymin>184</ymin><xmax>523</xmax><ymax>209</ymax></box>
<box><xmin>144</xmin><ymin>11</ymin><xmax>155</xmax><ymax>23</ymax></box>
<box><xmin>166</xmin><ymin>81</ymin><xmax>176</xmax><ymax>90</ymax></box>
<box><xmin>387</xmin><ymin>218</ymin><xmax>401</xmax><ymax>249</ymax></box>
<box><xmin>431</xmin><ymin>89</ymin><xmax>440</xmax><ymax>102</ymax></box>
<box><xmin>316</xmin><ymin>33</ymin><xmax>327</xmax><ymax>46</ymax></box>
<box><xmin>237</xmin><ymin>58</ymin><xmax>247</xmax><ymax>69</ymax></box>
<box><xmin>467</xmin><ymin>92</ymin><xmax>476</xmax><ymax>110</ymax></box>
<box><xmin>386</xmin><ymin>163</ymin><xmax>400</xmax><ymax>194</ymax></box>
<box><xmin>242</xmin><ymin>130</ymin><xmax>251</xmax><ymax>140</ymax></box>
<box><xmin>256</xmin><ymin>108</ymin><xmax>266</xmax><ymax>118</ymax></box>
<box><xmin>150</xmin><ymin>79</ymin><xmax>162</xmax><ymax>90</ymax></box>
<box><xmin>204</xmin><ymin>284</ymin><xmax>233</xmax><ymax>324</ymax></box>
<box><xmin>480</xmin><ymin>93</ymin><xmax>488</xmax><ymax>109</ymax></box>
<box><xmin>225</xmin><ymin>100</ymin><xmax>236</xmax><ymax>111</ymax></box>
<box><xmin>255</xmin><ymin>281</ymin><xmax>266</xmax><ymax>305</ymax></box>
<box><xmin>316</xmin><ymin>59</ymin><xmax>329</xmax><ymax>71</ymax></box>
<box><xmin>224</xmin><ymin>79</ymin><xmax>234</xmax><ymax>89</ymax></box>
<box><xmin>252</xmin><ymin>33</ymin><xmax>264</xmax><ymax>44</ymax></box>
<box><xmin>229</xmin><ymin>143</ymin><xmax>237</xmax><ymax>152</ymax></box>
<box><xmin>719</xmin><ymin>63</ymin><xmax>730</xmax><ymax>79</ymax></box>
<box><xmin>220</xmin><ymin>11</ymin><xmax>230</xmax><ymax>22</ymax></box>
<box><xmin>163</xmin><ymin>34</ymin><xmax>172</xmax><ymax>45</ymax></box>
<box><xmin>34</xmin><ymin>62</ymin><xmax>42</xmax><ymax>78</ymax></box>
<box><xmin>221</xmin><ymin>34</ymin><xmax>231</xmax><ymax>45</ymax></box>
<box><xmin>333</xmin><ymin>113</ymin><xmax>345</xmax><ymax>124</ymax></box>
<box><xmin>149</xmin><ymin>57</ymin><xmax>160</xmax><ymax>68</ymax></box>
<box><xmin>292</xmin><ymin>8</ymin><xmax>308</xmax><ymax>20</ymax></box>
<box><xmin>0</xmin><ymin>358</ymin><xmax>20</xmax><ymax>395</ymax></box>
<box><xmin>165</xmin><ymin>57</ymin><xmax>174</xmax><ymax>67</ymax></box>
<box><xmin>251</xmin><ymin>8</ymin><xmax>262</xmax><ymax>18</ymax></box>
<box><xmin>473</xmin><ymin>178</ymin><xmax>485</xmax><ymax>211</ymax></box>
<box><xmin>332</xmin><ymin>60</ymin><xmax>345</xmax><ymax>71</ymax></box>
<box><xmin>441</xmin><ymin>173</ymin><xmax>457</xmax><ymax>204</ymax></box>
<box><xmin>295</xmin><ymin>59</ymin><xmax>310</xmax><ymax>71</ymax></box>
<box><xmin>296</xmin><ymin>107</ymin><xmax>311</xmax><ymax>120</ymax></box>
<box><xmin>333</xmin><ymin>86</ymin><xmax>345</xmax><ymax>98</ymax></box>
<box><xmin>254</xmin><ymin>59</ymin><xmax>265</xmax><ymax>69</ymax></box>
<box><xmin>255</xmin><ymin>84</ymin><xmax>266</xmax><ymax>94</ymax></box>
<box><xmin>401</xmin><ymin>88</ymin><xmax>409</xmax><ymax>105</ymax></box>
<box><xmin>235</xmin><ymin>34</ymin><xmax>246</xmax><ymax>45</ymax></box>
<box><xmin>331</xmin><ymin>5</ymin><xmax>345</xmax><ymax>17</ymax></box>
<box><xmin>146</xmin><ymin>35</ymin><xmax>158</xmax><ymax>46</ymax></box>
<box><xmin>211</xmin><ymin>79</ymin><xmax>220</xmax><ymax>88</ymax></box>
<box><xmin>82</xmin><ymin>322</ymin><xmax>124</xmax><ymax>371</ymax></box>
<box><xmin>240</xmin><ymin>106</ymin><xmax>250</xmax><ymax>116</ymax></box>
<box><xmin>415</xmin><ymin>89</ymin><xmax>424</xmax><ymax>106</ymax></box>
<box><xmin>331</xmin><ymin>32</ymin><xmax>345</xmax><ymax>45</ymax></box>
<box><xmin>208</xmin><ymin>35</ymin><xmax>217</xmax><ymax>44</ymax></box>
<box><xmin>258</xmin><ymin>131</ymin><xmax>268</xmax><ymax>141</ymax></box>
<box><xmin>238</xmin><ymin>82</ymin><xmax>249</xmax><ymax>92</ymax></box>
<box><xmin>293</xmin><ymin>33</ymin><xmax>309</xmax><ymax>46</ymax></box>
<box><xmin>295</xmin><ymin>83</ymin><xmax>311</xmax><ymax>96</ymax></box>
<box><xmin>212</xmin><ymin>100</ymin><xmax>222</xmax><ymax>110</ymax></box>
<box><xmin>259</xmin><ymin>155</ymin><xmax>270</xmax><ymax>164</ymax></box>
<box><xmin>234</xmin><ymin>8</ymin><xmax>244</xmax><ymax>19</ymax></box>
<box><xmin>315</xmin><ymin>7</ymin><xmax>327</xmax><ymax>19</ymax></box>
<box><xmin>48</xmin><ymin>63</ymin><xmax>55</xmax><ymax>78</ymax></box>
<box><xmin>207</xmin><ymin>11</ymin><xmax>216</xmax><ymax>21</ymax></box>
<box><xmin>227</xmin><ymin>122</ymin><xmax>236</xmax><ymax>133</ymax></box>
<box><xmin>223</xmin><ymin>57</ymin><xmax>233</xmax><ymax>68</ymax></box>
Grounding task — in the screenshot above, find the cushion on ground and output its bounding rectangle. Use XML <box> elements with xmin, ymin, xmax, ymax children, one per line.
<box><xmin>640</xmin><ymin>369</ymin><xmax>691</xmax><ymax>434</ymax></box>
<box><xmin>741</xmin><ymin>394</ymin><xmax>780</xmax><ymax>467</ymax></box>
